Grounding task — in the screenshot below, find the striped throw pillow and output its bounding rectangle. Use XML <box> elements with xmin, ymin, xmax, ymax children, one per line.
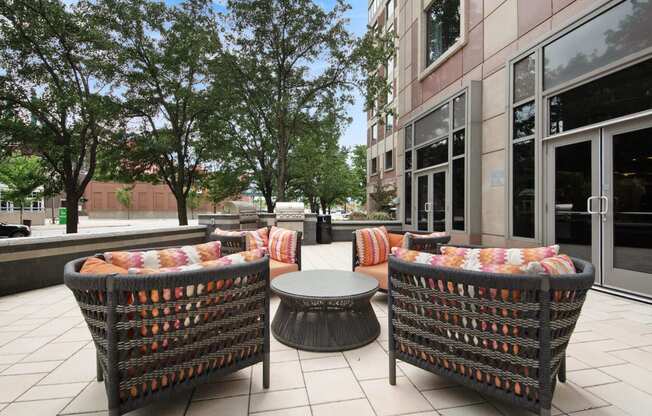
<box><xmin>127</xmin><ymin>249</ymin><xmax>266</xmax><ymax>275</ymax></box>
<box><xmin>439</xmin><ymin>245</ymin><xmax>559</xmax><ymax>267</ymax></box>
<box><xmin>268</xmin><ymin>226</ymin><xmax>298</xmax><ymax>264</ymax></box>
<box><xmin>213</xmin><ymin>228</ymin><xmax>247</xmax><ymax>237</ymax></box>
<box><xmin>355</xmin><ymin>227</ymin><xmax>390</xmax><ymax>266</ymax></box>
<box><xmin>104</xmin><ymin>241</ymin><xmax>222</xmax><ymax>269</ymax></box>
<box><xmin>401</xmin><ymin>231</ymin><xmax>449</xmax><ymax>248</ymax></box>
<box><xmin>246</xmin><ymin>227</ymin><xmax>269</xmax><ymax>250</ymax></box>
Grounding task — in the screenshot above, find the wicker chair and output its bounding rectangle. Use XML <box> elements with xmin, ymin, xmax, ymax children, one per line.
<box><xmin>352</xmin><ymin>230</ymin><xmax>451</xmax><ymax>291</ymax></box>
<box><xmin>64</xmin><ymin>255</ymin><xmax>270</xmax><ymax>416</ymax></box>
<box><xmin>209</xmin><ymin>227</ymin><xmax>303</xmax><ymax>278</ymax></box>
<box><xmin>387</xmin><ymin>256</ymin><xmax>594</xmax><ymax>416</ymax></box>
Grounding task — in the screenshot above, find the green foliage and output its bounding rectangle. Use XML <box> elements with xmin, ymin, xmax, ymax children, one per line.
<box><xmin>115</xmin><ymin>186</ymin><xmax>133</xmax><ymax>219</ymax></box>
<box><xmin>350</xmin><ymin>145</ymin><xmax>368</xmax><ymax>205</ymax></box>
<box><xmin>369</xmin><ymin>175</ymin><xmax>396</xmax><ymax>216</ymax></box>
<box><xmin>367</xmin><ymin>211</ymin><xmax>391</xmax><ymax>221</ymax></box>
<box><xmin>200</xmin><ymin>169</ymin><xmax>250</xmax><ymax>213</ymax></box>
<box><xmin>0</xmin><ymin>155</ymin><xmax>50</xmax><ymax>222</ymax></box>
<box><xmin>349</xmin><ymin>211</ymin><xmax>368</xmax><ymax>220</ymax></box>
<box><xmin>0</xmin><ymin>0</ymin><xmax>121</xmax><ymax>233</ymax></box>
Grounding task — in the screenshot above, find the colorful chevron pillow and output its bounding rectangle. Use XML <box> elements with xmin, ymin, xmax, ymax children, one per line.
<box><xmin>268</xmin><ymin>226</ymin><xmax>298</xmax><ymax>264</ymax></box>
<box><xmin>401</xmin><ymin>231</ymin><xmax>449</xmax><ymax>248</ymax></box>
<box><xmin>439</xmin><ymin>245</ymin><xmax>559</xmax><ymax>267</ymax></box>
<box><xmin>127</xmin><ymin>249</ymin><xmax>266</xmax><ymax>275</ymax></box>
<box><xmin>524</xmin><ymin>254</ymin><xmax>576</xmax><ymax>275</ymax></box>
<box><xmin>212</xmin><ymin>228</ymin><xmax>247</xmax><ymax>237</ymax></box>
<box><xmin>104</xmin><ymin>241</ymin><xmax>222</xmax><ymax>269</ymax></box>
<box><xmin>356</xmin><ymin>227</ymin><xmax>390</xmax><ymax>266</ymax></box>
<box><xmin>246</xmin><ymin>227</ymin><xmax>269</xmax><ymax>250</ymax></box>
<box><xmin>391</xmin><ymin>247</ymin><xmax>529</xmax><ymax>274</ymax></box>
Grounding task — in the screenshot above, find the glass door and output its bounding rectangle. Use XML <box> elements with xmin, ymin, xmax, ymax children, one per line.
<box><xmin>414</xmin><ymin>169</ymin><xmax>447</xmax><ymax>232</ymax></box>
<box><xmin>602</xmin><ymin>120</ymin><xmax>652</xmax><ymax>297</ymax></box>
<box><xmin>416</xmin><ymin>174</ymin><xmax>429</xmax><ymax>231</ymax></box>
<box><xmin>432</xmin><ymin>171</ymin><xmax>446</xmax><ymax>232</ymax></box>
<box><xmin>545</xmin><ymin>131</ymin><xmax>601</xmax><ymax>284</ymax></box>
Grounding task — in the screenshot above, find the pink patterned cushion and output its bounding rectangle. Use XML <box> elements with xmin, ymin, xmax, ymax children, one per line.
<box><xmin>439</xmin><ymin>245</ymin><xmax>560</xmax><ymax>267</ymax></box>
<box><xmin>268</xmin><ymin>226</ymin><xmax>298</xmax><ymax>264</ymax></box>
<box><xmin>105</xmin><ymin>241</ymin><xmax>222</xmax><ymax>269</ymax></box>
<box><xmin>246</xmin><ymin>227</ymin><xmax>269</xmax><ymax>250</ymax></box>
<box><xmin>524</xmin><ymin>254</ymin><xmax>576</xmax><ymax>275</ymax></box>
<box><xmin>128</xmin><ymin>249</ymin><xmax>266</xmax><ymax>275</ymax></box>
<box><xmin>391</xmin><ymin>247</ymin><xmax>528</xmax><ymax>273</ymax></box>
<box><xmin>212</xmin><ymin>228</ymin><xmax>247</xmax><ymax>237</ymax></box>
<box><xmin>401</xmin><ymin>231</ymin><xmax>449</xmax><ymax>248</ymax></box>
<box><xmin>356</xmin><ymin>227</ymin><xmax>390</xmax><ymax>266</ymax></box>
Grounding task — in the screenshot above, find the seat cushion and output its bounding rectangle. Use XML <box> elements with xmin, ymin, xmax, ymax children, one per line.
<box><xmin>355</xmin><ymin>227</ymin><xmax>390</xmax><ymax>266</ymax></box>
<box><xmin>270</xmin><ymin>259</ymin><xmax>299</xmax><ymax>279</ymax></box>
<box><xmin>355</xmin><ymin>262</ymin><xmax>388</xmax><ymax>290</ymax></box>
<box><xmin>246</xmin><ymin>227</ymin><xmax>269</xmax><ymax>250</ymax></box>
<box><xmin>104</xmin><ymin>241</ymin><xmax>222</xmax><ymax>269</ymax></box>
<box><xmin>127</xmin><ymin>249</ymin><xmax>267</xmax><ymax>275</ymax></box>
<box><xmin>80</xmin><ymin>257</ymin><xmax>128</xmax><ymax>275</ymax></box>
<box><xmin>388</xmin><ymin>233</ymin><xmax>404</xmax><ymax>249</ymax></box>
<box><xmin>439</xmin><ymin>245</ymin><xmax>560</xmax><ymax>266</ymax></box>
<box><xmin>268</xmin><ymin>226</ymin><xmax>299</xmax><ymax>264</ymax></box>
<box><xmin>401</xmin><ymin>231</ymin><xmax>449</xmax><ymax>248</ymax></box>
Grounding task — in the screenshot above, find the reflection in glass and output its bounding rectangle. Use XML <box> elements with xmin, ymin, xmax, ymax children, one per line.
<box><xmin>514</xmin><ymin>101</ymin><xmax>535</xmax><ymax>139</ymax></box>
<box><xmin>514</xmin><ymin>54</ymin><xmax>535</xmax><ymax>102</ymax></box>
<box><xmin>549</xmin><ymin>58</ymin><xmax>652</xmax><ymax>135</ymax></box>
<box><xmin>405</xmin><ymin>125</ymin><xmax>413</xmax><ymax>149</ymax></box>
<box><xmin>613</xmin><ymin>128</ymin><xmax>652</xmax><ymax>274</ymax></box>
<box><xmin>453</xmin><ymin>158</ymin><xmax>465</xmax><ymax>230</ymax></box>
<box><xmin>405</xmin><ymin>150</ymin><xmax>412</xmax><ymax>170</ymax></box>
<box><xmin>426</xmin><ymin>0</ymin><xmax>461</xmax><ymax>67</ymax></box>
<box><xmin>417</xmin><ymin>175</ymin><xmax>428</xmax><ymax>231</ymax></box>
<box><xmin>432</xmin><ymin>172</ymin><xmax>446</xmax><ymax>232</ymax></box>
<box><xmin>513</xmin><ymin>139</ymin><xmax>535</xmax><ymax>238</ymax></box>
<box><xmin>453</xmin><ymin>94</ymin><xmax>466</xmax><ymax>129</ymax></box>
<box><xmin>417</xmin><ymin>139</ymin><xmax>448</xmax><ymax>169</ymax></box>
<box><xmin>554</xmin><ymin>141</ymin><xmax>592</xmax><ymax>261</ymax></box>
<box><xmin>405</xmin><ymin>172</ymin><xmax>412</xmax><ymax>225</ymax></box>
<box><xmin>453</xmin><ymin>129</ymin><xmax>465</xmax><ymax>157</ymax></box>
<box><xmin>543</xmin><ymin>0</ymin><xmax>652</xmax><ymax>90</ymax></box>
<box><xmin>415</xmin><ymin>104</ymin><xmax>449</xmax><ymax>146</ymax></box>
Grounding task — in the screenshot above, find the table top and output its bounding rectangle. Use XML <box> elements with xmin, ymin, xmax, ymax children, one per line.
<box><xmin>271</xmin><ymin>270</ymin><xmax>379</xmax><ymax>299</ymax></box>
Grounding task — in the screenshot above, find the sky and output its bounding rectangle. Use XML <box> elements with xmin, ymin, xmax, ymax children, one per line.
<box><xmin>166</xmin><ymin>0</ymin><xmax>369</xmax><ymax>148</ymax></box>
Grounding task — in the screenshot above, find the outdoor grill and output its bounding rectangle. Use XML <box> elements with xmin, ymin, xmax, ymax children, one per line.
<box><xmin>222</xmin><ymin>200</ymin><xmax>259</xmax><ymax>230</ymax></box>
<box><xmin>275</xmin><ymin>202</ymin><xmax>305</xmax><ymax>234</ymax></box>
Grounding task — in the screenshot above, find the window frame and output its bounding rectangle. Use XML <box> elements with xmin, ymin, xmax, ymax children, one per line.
<box><xmin>371</xmin><ymin>156</ymin><xmax>378</xmax><ymax>175</ymax></box>
<box><xmin>385</xmin><ymin>149</ymin><xmax>394</xmax><ymax>171</ymax></box>
<box><xmin>418</xmin><ymin>0</ymin><xmax>467</xmax><ymax>80</ymax></box>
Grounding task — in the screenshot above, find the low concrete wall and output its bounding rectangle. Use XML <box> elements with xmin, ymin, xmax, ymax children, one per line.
<box><xmin>331</xmin><ymin>220</ymin><xmax>403</xmax><ymax>242</ymax></box>
<box><xmin>0</xmin><ymin>211</ymin><xmax>48</xmax><ymax>226</ymax></box>
<box><xmin>0</xmin><ymin>226</ymin><xmax>207</xmax><ymax>296</ymax></box>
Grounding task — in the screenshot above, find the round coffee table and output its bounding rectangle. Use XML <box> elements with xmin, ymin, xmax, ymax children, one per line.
<box><xmin>271</xmin><ymin>270</ymin><xmax>380</xmax><ymax>352</ymax></box>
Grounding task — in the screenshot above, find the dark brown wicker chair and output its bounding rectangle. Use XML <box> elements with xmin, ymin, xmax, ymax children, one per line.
<box><xmin>64</xmin><ymin>255</ymin><xmax>270</xmax><ymax>416</ymax></box>
<box><xmin>352</xmin><ymin>230</ymin><xmax>451</xmax><ymax>291</ymax></box>
<box><xmin>209</xmin><ymin>227</ymin><xmax>303</xmax><ymax>276</ymax></box>
<box><xmin>387</xmin><ymin>255</ymin><xmax>594</xmax><ymax>416</ymax></box>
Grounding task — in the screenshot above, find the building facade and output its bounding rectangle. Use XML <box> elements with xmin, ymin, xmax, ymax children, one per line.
<box><xmin>367</xmin><ymin>0</ymin><xmax>652</xmax><ymax>300</ymax></box>
<box><xmin>0</xmin><ymin>184</ymin><xmax>47</xmax><ymax>225</ymax></box>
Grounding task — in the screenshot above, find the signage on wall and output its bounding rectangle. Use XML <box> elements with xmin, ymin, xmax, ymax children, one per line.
<box><xmin>490</xmin><ymin>169</ymin><xmax>505</xmax><ymax>187</ymax></box>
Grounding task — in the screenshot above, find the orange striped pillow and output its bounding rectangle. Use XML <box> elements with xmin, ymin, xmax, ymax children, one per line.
<box><xmin>355</xmin><ymin>227</ymin><xmax>390</xmax><ymax>266</ymax></box>
<box><xmin>246</xmin><ymin>227</ymin><xmax>269</xmax><ymax>250</ymax></box>
<box><xmin>268</xmin><ymin>226</ymin><xmax>298</xmax><ymax>264</ymax></box>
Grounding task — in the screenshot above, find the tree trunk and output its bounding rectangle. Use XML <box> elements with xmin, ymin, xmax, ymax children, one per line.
<box><xmin>264</xmin><ymin>193</ymin><xmax>274</xmax><ymax>213</ymax></box>
<box><xmin>19</xmin><ymin>204</ymin><xmax>24</xmax><ymax>224</ymax></box>
<box><xmin>176</xmin><ymin>193</ymin><xmax>189</xmax><ymax>226</ymax></box>
<box><xmin>66</xmin><ymin>200</ymin><xmax>80</xmax><ymax>234</ymax></box>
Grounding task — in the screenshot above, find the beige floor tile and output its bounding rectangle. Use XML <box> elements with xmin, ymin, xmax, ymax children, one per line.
<box><xmin>270</xmin><ymin>336</ymin><xmax>294</xmax><ymax>352</ymax></box>
<box><xmin>343</xmin><ymin>341</ymin><xmax>400</xmax><ymax>380</ymax></box>
<box><xmin>2</xmin><ymin>360</ymin><xmax>62</xmax><ymax>375</ymax></box>
<box><xmin>215</xmin><ymin>366</ymin><xmax>251</xmax><ymax>381</ymax></box>
<box><xmin>252</xmin><ymin>407</ymin><xmax>311</xmax><ymax>416</ymax></box>
<box><xmin>0</xmin><ymin>336</ymin><xmax>55</xmax><ymax>355</ymax></box>
<box><xmin>0</xmin><ymin>373</ymin><xmax>43</xmax><ymax>403</ymax></box>
<box><xmin>610</xmin><ymin>348</ymin><xmax>652</xmax><ymax>371</ymax></box>
<box><xmin>567</xmin><ymin>369</ymin><xmax>619</xmax><ymax>388</ymax></box>
<box><xmin>566</xmin><ymin>342</ymin><xmax>628</xmax><ymax>368</ymax></box>
<box><xmin>52</xmin><ymin>327</ymin><xmax>92</xmax><ymax>343</ymax></box>
<box><xmin>185</xmin><ymin>395</ymin><xmax>249</xmax><ymax>416</ymax></box>
<box><xmin>311</xmin><ymin>398</ymin><xmax>375</xmax><ymax>416</ymax></box>
<box><xmin>16</xmin><ymin>382</ymin><xmax>87</xmax><ymax>401</ymax></box>
<box><xmin>439</xmin><ymin>403</ymin><xmax>501</xmax><ymax>416</ymax></box>
<box><xmin>21</xmin><ymin>341</ymin><xmax>87</xmax><ymax>363</ymax></box>
<box><xmin>0</xmin><ymin>398</ymin><xmax>70</xmax><ymax>416</ymax></box>
<box><xmin>304</xmin><ymin>368</ymin><xmax>364</xmax><ymax>404</ymax></box>
<box><xmin>0</xmin><ymin>355</ymin><xmax>26</xmax><ymax>365</ymax></box>
<box><xmin>270</xmin><ymin>349</ymin><xmax>299</xmax><ymax>363</ymax></box>
<box><xmin>298</xmin><ymin>350</ymin><xmax>342</xmax><ymax>360</ymax></box>
<box><xmin>360</xmin><ymin>376</ymin><xmax>433</xmax><ymax>416</ymax></box>
<box><xmin>60</xmin><ymin>381</ymin><xmax>107</xmax><ymax>414</ymax></box>
<box><xmin>251</xmin><ymin>361</ymin><xmax>304</xmax><ymax>393</ymax></box>
<box><xmin>551</xmin><ymin>381</ymin><xmax>608</xmax><ymax>414</ymax></box>
<box><xmin>600</xmin><ymin>363</ymin><xmax>652</xmax><ymax>394</ymax></box>
<box><xmin>38</xmin><ymin>347</ymin><xmax>96</xmax><ymax>384</ymax></box>
<box><xmin>300</xmin><ymin>355</ymin><xmax>349</xmax><ymax>372</ymax></box>
<box><xmin>249</xmin><ymin>388</ymin><xmax>308</xmax><ymax>413</ymax></box>
<box><xmin>587</xmin><ymin>382</ymin><xmax>652</xmax><ymax>416</ymax></box>
<box><xmin>571</xmin><ymin>406</ymin><xmax>630</xmax><ymax>415</ymax></box>
<box><xmin>565</xmin><ymin>356</ymin><xmax>592</xmax><ymax>371</ymax></box>
<box><xmin>192</xmin><ymin>378</ymin><xmax>251</xmax><ymax>401</ymax></box>
<box><xmin>127</xmin><ymin>393</ymin><xmax>191</xmax><ymax>416</ymax></box>
<box><xmin>398</xmin><ymin>362</ymin><xmax>456</xmax><ymax>391</ymax></box>
<box><xmin>421</xmin><ymin>386</ymin><xmax>484</xmax><ymax>410</ymax></box>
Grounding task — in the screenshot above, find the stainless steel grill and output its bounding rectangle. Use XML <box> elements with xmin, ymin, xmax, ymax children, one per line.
<box><xmin>275</xmin><ymin>202</ymin><xmax>305</xmax><ymax>233</ymax></box>
<box><xmin>222</xmin><ymin>201</ymin><xmax>258</xmax><ymax>230</ymax></box>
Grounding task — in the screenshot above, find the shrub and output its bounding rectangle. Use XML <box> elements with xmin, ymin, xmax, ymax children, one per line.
<box><xmin>367</xmin><ymin>211</ymin><xmax>391</xmax><ymax>220</ymax></box>
<box><xmin>349</xmin><ymin>211</ymin><xmax>368</xmax><ymax>220</ymax></box>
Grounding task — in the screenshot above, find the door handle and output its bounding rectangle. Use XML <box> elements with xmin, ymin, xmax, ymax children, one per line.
<box><xmin>599</xmin><ymin>196</ymin><xmax>609</xmax><ymax>222</ymax></box>
<box><xmin>424</xmin><ymin>202</ymin><xmax>431</xmax><ymax>212</ymax></box>
<box><xmin>587</xmin><ymin>196</ymin><xmax>600</xmax><ymax>214</ymax></box>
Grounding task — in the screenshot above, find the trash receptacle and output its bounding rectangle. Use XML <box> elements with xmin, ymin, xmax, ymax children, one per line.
<box><xmin>317</xmin><ymin>215</ymin><xmax>332</xmax><ymax>244</ymax></box>
<box><xmin>22</xmin><ymin>219</ymin><xmax>32</xmax><ymax>228</ymax></box>
<box><xmin>58</xmin><ymin>207</ymin><xmax>67</xmax><ymax>225</ymax></box>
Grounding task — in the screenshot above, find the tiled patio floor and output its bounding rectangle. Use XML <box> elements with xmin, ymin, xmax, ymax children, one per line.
<box><xmin>1</xmin><ymin>243</ymin><xmax>652</xmax><ymax>415</ymax></box>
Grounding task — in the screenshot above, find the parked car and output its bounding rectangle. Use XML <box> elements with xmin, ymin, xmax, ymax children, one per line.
<box><xmin>0</xmin><ymin>222</ymin><xmax>31</xmax><ymax>238</ymax></box>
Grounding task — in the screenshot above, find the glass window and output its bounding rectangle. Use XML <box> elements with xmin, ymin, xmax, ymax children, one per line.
<box><xmin>371</xmin><ymin>157</ymin><xmax>378</xmax><ymax>174</ymax></box>
<box><xmin>513</xmin><ymin>54</ymin><xmax>535</xmax><ymax>102</ymax></box>
<box><xmin>385</xmin><ymin>113</ymin><xmax>394</xmax><ymax>134</ymax></box>
<box><xmin>386</xmin><ymin>0</ymin><xmax>395</xmax><ymax>25</ymax></box>
<box><xmin>385</xmin><ymin>150</ymin><xmax>394</xmax><ymax>170</ymax></box>
<box><xmin>405</xmin><ymin>150</ymin><xmax>412</xmax><ymax>170</ymax></box>
<box><xmin>426</xmin><ymin>0</ymin><xmax>461</xmax><ymax>67</ymax></box>
<box><xmin>513</xmin><ymin>139</ymin><xmax>535</xmax><ymax>238</ymax></box>
<box><xmin>452</xmin><ymin>157</ymin><xmax>464</xmax><ymax>230</ymax></box>
<box><xmin>514</xmin><ymin>101</ymin><xmax>535</xmax><ymax>139</ymax></box>
<box><xmin>371</xmin><ymin>123</ymin><xmax>378</xmax><ymax>142</ymax></box>
<box><xmin>549</xmin><ymin>58</ymin><xmax>652</xmax><ymax>135</ymax></box>
<box><xmin>543</xmin><ymin>0</ymin><xmax>652</xmax><ymax>90</ymax></box>
<box><xmin>453</xmin><ymin>94</ymin><xmax>465</xmax><ymax>129</ymax></box>
<box><xmin>414</xmin><ymin>103</ymin><xmax>449</xmax><ymax>146</ymax></box>
<box><xmin>453</xmin><ymin>129</ymin><xmax>465</xmax><ymax>157</ymax></box>
<box><xmin>405</xmin><ymin>172</ymin><xmax>412</xmax><ymax>225</ymax></box>
<box><xmin>405</xmin><ymin>125</ymin><xmax>413</xmax><ymax>149</ymax></box>
<box><xmin>416</xmin><ymin>138</ymin><xmax>448</xmax><ymax>169</ymax></box>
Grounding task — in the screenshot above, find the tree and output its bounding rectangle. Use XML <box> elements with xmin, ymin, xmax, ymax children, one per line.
<box><xmin>96</xmin><ymin>0</ymin><xmax>230</xmax><ymax>225</ymax></box>
<box><xmin>350</xmin><ymin>145</ymin><xmax>368</xmax><ymax>205</ymax></box>
<box><xmin>0</xmin><ymin>155</ymin><xmax>50</xmax><ymax>223</ymax></box>
<box><xmin>0</xmin><ymin>0</ymin><xmax>120</xmax><ymax>233</ymax></box>
<box><xmin>186</xmin><ymin>189</ymin><xmax>202</xmax><ymax>220</ymax></box>
<box><xmin>115</xmin><ymin>186</ymin><xmax>133</xmax><ymax>219</ymax></box>
<box><xmin>200</xmin><ymin>169</ymin><xmax>250</xmax><ymax>213</ymax></box>
<box><xmin>369</xmin><ymin>176</ymin><xmax>396</xmax><ymax>216</ymax></box>
<box><xmin>223</xmin><ymin>0</ymin><xmax>393</xmax><ymax>205</ymax></box>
